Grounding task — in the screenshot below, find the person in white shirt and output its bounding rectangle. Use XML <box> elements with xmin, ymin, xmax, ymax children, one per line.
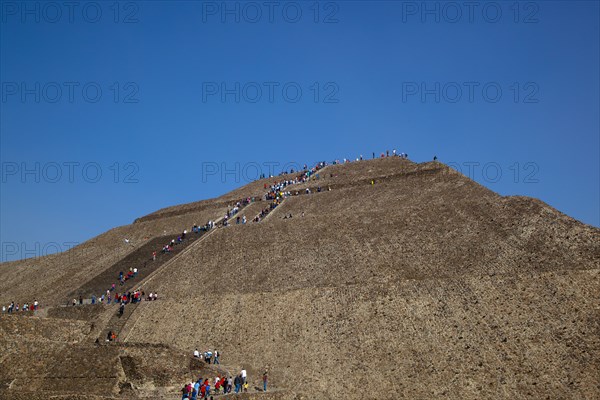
<box><xmin>193</xmin><ymin>349</ymin><xmax>200</xmax><ymax>358</ymax></box>
<box><xmin>241</xmin><ymin>368</ymin><xmax>247</xmax><ymax>384</ymax></box>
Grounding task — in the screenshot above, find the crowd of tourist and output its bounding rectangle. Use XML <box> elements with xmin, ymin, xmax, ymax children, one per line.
<box><xmin>251</xmin><ymin>150</ymin><xmax>413</xmax><ymax>222</ymax></box>
<box><xmin>193</xmin><ymin>348</ymin><xmax>221</xmax><ymax>364</ymax></box>
<box><xmin>249</xmin><ymin>161</ymin><xmax>328</xmax><ymax>222</ymax></box>
<box><xmin>222</xmin><ymin>200</ymin><xmax>244</xmax><ymax>226</ymax></box>
<box><xmin>3</xmin><ymin>152</ymin><xmax>410</xmax><ymax>317</ymax></box>
<box><xmin>2</xmin><ymin>300</ymin><xmax>40</xmax><ymax>314</ymax></box>
<box><xmin>268</xmin><ymin>150</ymin><xmax>410</xmax><ymax>179</ymax></box>
<box><xmin>64</xmin><ymin>196</ymin><xmax>257</xmax><ymax>308</ymax></box>
<box><xmin>180</xmin><ymin>364</ymin><xmax>263</xmax><ymax>399</ymax></box>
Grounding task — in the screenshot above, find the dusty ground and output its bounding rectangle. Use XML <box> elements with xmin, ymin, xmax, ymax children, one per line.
<box><xmin>1</xmin><ymin>158</ymin><xmax>598</xmax><ymax>399</ymax></box>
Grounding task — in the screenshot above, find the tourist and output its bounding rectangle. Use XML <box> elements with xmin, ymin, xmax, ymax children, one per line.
<box><xmin>191</xmin><ymin>379</ymin><xmax>200</xmax><ymax>400</ymax></box>
<box><xmin>220</xmin><ymin>375</ymin><xmax>228</xmax><ymax>393</ymax></box>
<box><xmin>199</xmin><ymin>381</ymin><xmax>206</xmax><ymax>398</ymax></box>
<box><xmin>263</xmin><ymin>370</ymin><xmax>268</xmax><ymax>392</ymax></box>
<box><xmin>234</xmin><ymin>374</ymin><xmax>241</xmax><ymax>393</ymax></box>
<box><xmin>214</xmin><ymin>376</ymin><xmax>220</xmax><ymax>393</ymax></box>
<box><xmin>204</xmin><ymin>380</ymin><xmax>211</xmax><ymax>399</ymax></box>
<box><xmin>181</xmin><ymin>382</ymin><xmax>190</xmax><ymax>399</ymax></box>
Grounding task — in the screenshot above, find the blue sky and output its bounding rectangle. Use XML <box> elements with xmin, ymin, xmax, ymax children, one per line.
<box><xmin>1</xmin><ymin>0</ymin><xmax>598</xmax><ymax>261</ymax></box>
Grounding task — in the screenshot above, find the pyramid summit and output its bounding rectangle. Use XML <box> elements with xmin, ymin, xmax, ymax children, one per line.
<box><xmin>1</xmin><ymin>156</ymin><xmax>599</xmax><ymax>400</ymax></box>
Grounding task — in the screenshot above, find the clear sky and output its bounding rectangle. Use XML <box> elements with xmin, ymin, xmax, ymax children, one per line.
<box><xmin>1</xmin><ymin>0</ymin><xmax>598</xmax><ymax>261</ymax></box>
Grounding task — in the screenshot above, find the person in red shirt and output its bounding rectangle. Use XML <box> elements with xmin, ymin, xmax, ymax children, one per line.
<box><xmin>181</xmin><ymin>383</ymin><xmax>190</xmax><ymax>399</ymax></box>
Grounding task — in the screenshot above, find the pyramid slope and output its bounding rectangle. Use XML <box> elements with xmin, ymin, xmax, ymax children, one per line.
<box><xmin>0</xmin><ymin>201</ymin><xmax>232</xmax><ymax>305</ymax></box>
<box><xmin>1</xmin><ymin>158</ymin><xmax>599</xmax><ymax>399</ymax></box>
<box><xmin>120</xmin><ymin>160</ymin><xmax>598</xmax><ymax>399</ymax></box>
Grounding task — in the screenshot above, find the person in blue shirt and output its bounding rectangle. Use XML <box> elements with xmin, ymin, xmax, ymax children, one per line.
<box><xmin>191</xmin><ymin>379</ymin><xmax>200</xmax><ymax>400</ymax></box>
